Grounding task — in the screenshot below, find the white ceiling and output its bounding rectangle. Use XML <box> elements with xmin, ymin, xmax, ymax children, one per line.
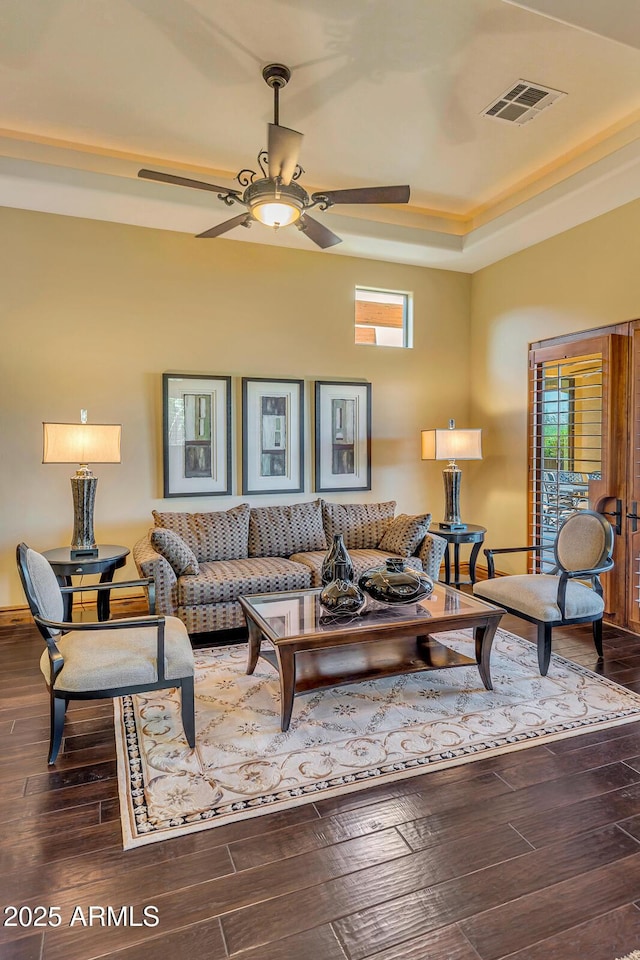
<box><xmin>2</xmin><ymin>0</ymin><xmax>640</xmax><ymax>271</ymax></box>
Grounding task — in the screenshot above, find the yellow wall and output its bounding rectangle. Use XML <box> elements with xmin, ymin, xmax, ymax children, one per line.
<box><xmin>469</xmin><ymin>197</ymin><xmax>640</xmax><ymax>570</ymax></box>
<box><xmin>0</xmin><ymin>207</ymin><xmax>471</xmax><ymax>607</ymax></box>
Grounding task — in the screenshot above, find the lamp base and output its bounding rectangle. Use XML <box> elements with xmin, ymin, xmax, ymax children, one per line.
<box><xmin>442</xmin><ymin>463</ymin><xmax>465</xmax><ymax>529</ymax></box>
<box><xmin>70</xmin><ymin>474</ymin><xmax>98</xmax><ymax>556</ymax></box>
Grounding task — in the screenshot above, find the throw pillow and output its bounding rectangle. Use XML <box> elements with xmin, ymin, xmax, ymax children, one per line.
<box><xmin>248</xmin><ymin>501</ymin><xmax>327</xmax><ymax>558</ymax></box>
<box><xmin>152</xmin><ymin>503</ymin><xmax>250</xmax><ymax>562</ymax></box>
<box><xmin>321</xmin><ymin>500</ymin><xmax>396</xmax><ymax>550</ymax></box>
<box><xmin>150</xmin><ymin>528</ymin><xmax>200</xmax><ymax>577</ymax></box>
<box><xmin>378</xmin><ymin>513</ymin><xmax>432</xmax><ymax>557</ymax></box>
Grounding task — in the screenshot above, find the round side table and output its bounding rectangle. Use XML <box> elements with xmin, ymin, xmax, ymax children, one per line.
<box><xmin>42</xmin><ymin>544</ymin><xmax>130</xmax><ymax>621</ymax></box>
<box><xmin>428</xmin><ymin>524</ymin><xmax>486</xmax><ymax>589</ymax></box>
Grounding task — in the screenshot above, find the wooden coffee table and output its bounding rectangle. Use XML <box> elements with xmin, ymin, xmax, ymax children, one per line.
<box><xmin>240</xmin><ymin>585</ymin><xmax>504</xmax><ymax>731</ymax></box>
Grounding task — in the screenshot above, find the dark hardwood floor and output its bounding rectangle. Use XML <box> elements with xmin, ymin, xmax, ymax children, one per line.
<box><xmin>2</xmin><ymin>613</ymin><xmax>640</xmax><ymax>960</ymax></box>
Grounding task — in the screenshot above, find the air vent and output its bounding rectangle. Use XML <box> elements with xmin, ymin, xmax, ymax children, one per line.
<box><xmin>481</xmin><ymin>80</ymin><xmax>566</xmax><ymax>125</ymax></box>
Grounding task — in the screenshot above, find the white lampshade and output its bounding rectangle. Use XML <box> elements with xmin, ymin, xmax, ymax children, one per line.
<box><xmin>43</xmin><ymin>422</ymin><xmax>122</xmax><ymax>464</ymax></box>
<box><xmin>421</xmin><ymin>427</ymin><xmax>482</xmax><ymax>461</ymax></box>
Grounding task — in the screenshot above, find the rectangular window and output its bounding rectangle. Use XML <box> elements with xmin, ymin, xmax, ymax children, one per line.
<box><xmin>355</xmin><ymin>287</ymin><xmax>412</xmax><ymax>348</ymax></box>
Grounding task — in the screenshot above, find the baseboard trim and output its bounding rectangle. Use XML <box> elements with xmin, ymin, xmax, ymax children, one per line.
<box><xmin>440</xmin><ymin>562</ymin><xmax>494</xmax><ymax>582</ymax></box>
<box><xmin>0</xmin><ymin>594</ymin><xmax>149</xmax><ymax>627</ymax></box>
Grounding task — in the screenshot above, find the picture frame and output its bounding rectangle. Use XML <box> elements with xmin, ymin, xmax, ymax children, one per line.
<box><xmin>260</xmin><ymin>595</ymin><xmax>304</xmax><ymax>638</ymax></box>
<box><xmin>242</xmin><ymin>377</ymin><xmax>304</xmax><ymax>495</ymax></box>
<box><xmin>314</xmin><ymin>380</ymin><xmax>371</xmax><ymax>492</ymax></box>
<box><xmin>162</xmin><ymin>373</ymin><xmax>232</xmax><ymax>498</ymax></box>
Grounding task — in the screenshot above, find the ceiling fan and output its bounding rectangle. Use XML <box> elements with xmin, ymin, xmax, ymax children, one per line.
<box><xmin>138</xmin><ymin>63</ymin><xmax>410</xmax><ymax>249</ymax></box>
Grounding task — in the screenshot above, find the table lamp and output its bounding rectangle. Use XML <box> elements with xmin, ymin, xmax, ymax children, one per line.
<box><xmin>421</xmin><ymin>419</ymin><xmax>482</xmax><ymax>530</ymax></box>
<box><xmin>43</xmin><ymin>410</ymin><xmax>121</xmax><ymax>557</ymax></box>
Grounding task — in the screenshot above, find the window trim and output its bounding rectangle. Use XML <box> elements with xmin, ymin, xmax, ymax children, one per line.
<box><xmin>355</xmin><ymin>286</ymin><xmax>413</xmax><ymax>348</ymax></box>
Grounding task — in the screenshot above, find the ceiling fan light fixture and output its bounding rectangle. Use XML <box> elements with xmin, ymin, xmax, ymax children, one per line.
<box><xmin>244</xmin><ymin>177</ymin><xmax>307</xmax><ymax>228</ymax></box>
<box><xmin>252</xmin><ymin>199</ymin><xmax>301</xmax><ymax>227</ymax></box>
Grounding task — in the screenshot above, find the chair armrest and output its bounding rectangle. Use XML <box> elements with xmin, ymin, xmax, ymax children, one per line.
<box><xmin>556</xmin><ymin>559</ymin><xmax>614</xmax><ymax>615</ymax></box>
<box><xmin>60</xmin><ymin>578</ymin><xmax>153</xmax><ymax>594</ymax></box>
<box><xmin>484</xmin><ymin>545</ymin><xmax>551</xmax><ymax>556</ymax></box>
<box><xmin>61</xmin><ymin>577</ymin><xmax>156</xmax><ymax>613</ymax></box>
<box><xmin>483</xmin><ymin>545</ymin><xmax>552</xmax><ymax>579</ymax></box>
<box><xmin>43</xmin><ymin>641</ymin><xmax>65</xmax><ymax>682</ymax></box>
<box><xmin>35</xmin><ymin>614</ymin><xmax>164</xmax><ymax>632</ymax></box>
<box><xmin>561</xmin><ymin>560</ymin><xmax>614</xmax><ymax>579</ymax></box>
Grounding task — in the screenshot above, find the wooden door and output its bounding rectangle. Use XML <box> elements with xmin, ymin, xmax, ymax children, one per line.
<box><xmin>529</xmin><ymin>332</ymin><xmax>628</xmax><ymax>626</ymax></box>
<box><xmin>626</xmin><ymin>324</ymin><xmax>640</xmax><ymax>633</ymax></box>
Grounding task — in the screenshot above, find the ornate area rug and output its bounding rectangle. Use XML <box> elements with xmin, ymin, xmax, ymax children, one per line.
<box><xmin>115</xmin><ymin>628</ymin><xmax>640</xmax><ymax>848</ymax></box>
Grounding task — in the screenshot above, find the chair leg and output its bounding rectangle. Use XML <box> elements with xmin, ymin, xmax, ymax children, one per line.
<box><xmin>593</xmin><ymin>617</ymin><xmax>604</xmax><ymax>658</ymax></box>
<box><xmin>537</xmin><ymin>623</ymin><xmax>553</xmax><ymax>676</ymax></box>
<box><xmin>180</xmin><ymin>676</ymin><xmax>196</xmax><ymax>748</ymax></box>
<box><xmin>48</xmin><ymin>694</ymin><xmax>66</xmax><ymax>764</ymax></box>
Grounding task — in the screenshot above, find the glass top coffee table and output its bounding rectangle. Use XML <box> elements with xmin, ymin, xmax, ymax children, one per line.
<box><xmin>239</xmin><ymin>585</ymin><xmax>505</xmax><ymax>731</ymax></box>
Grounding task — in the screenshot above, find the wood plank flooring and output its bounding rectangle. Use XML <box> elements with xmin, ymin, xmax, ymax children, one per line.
<box><xmin>1</xmin><ymin>615</ymin><xmax>640</xmax><ymax>960</ymax></box>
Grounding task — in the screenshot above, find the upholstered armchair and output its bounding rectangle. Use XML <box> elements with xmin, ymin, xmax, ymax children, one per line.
<box><xmin>472</xmin><ymin>511</ymin><xmax>614</xmax><ymax>675</ymax></box>
<box><xmin>17</xmin><ymin>543</ymin><xmax>196</xmax><ymax>764</ymax></box>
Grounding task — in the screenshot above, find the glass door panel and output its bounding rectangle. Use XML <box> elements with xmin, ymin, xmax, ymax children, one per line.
<box><xmin>530</xmin><ymin>352</ymin><xmax>603</xmax><ymax>573</ymax></box>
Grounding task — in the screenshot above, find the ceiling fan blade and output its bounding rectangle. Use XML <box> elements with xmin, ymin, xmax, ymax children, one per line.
<box><xmin>268</xmin><ymin>123</ymin><xmax>303</xmax><ymax>185</ymax></box>
<box><xmin>297</xmin><ymin>214</ymin><xmax>342</xmax><ymax>249</ymax></box>
<box><xmin>311</xmin><ymin>185</ymin><xmax>410</xmax><ymax>206</ymax></box>
<box><xmin>196</xmin><ymin>213</ymin><xmax>252</xmax><ymax>239</ymax></box>
<box><xmin>138</xmin><ymin>168</ymin><xmax>240</xmax><ymax>195</ymax></box>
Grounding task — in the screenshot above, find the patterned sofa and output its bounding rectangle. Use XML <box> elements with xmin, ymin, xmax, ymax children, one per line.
<box><xmin>133</xmin><ymin>499</ymin><xmax>446</xmax><ymax>635</ymax></box>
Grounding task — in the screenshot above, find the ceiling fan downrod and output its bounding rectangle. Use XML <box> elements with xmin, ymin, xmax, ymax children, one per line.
<box><xmin>262</xmin><ymin>63</ymin><xmax>291</xmax><ymax>127</ymax></box>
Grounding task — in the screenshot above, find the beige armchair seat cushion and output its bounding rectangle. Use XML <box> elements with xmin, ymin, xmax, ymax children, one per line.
<box><xmin>40</xmin><ymin>615</ymin><xmax>194</xmax><ymax>692</ymax></box>
<box><xmin>474</xmin><ymin>575</ymin><xmax>604</xmax><ymax>622</ymax></box>
<box><xmin>177</xmin><ymin>556</ymin><xmax>312</xmax><ymax>606</ymax></box>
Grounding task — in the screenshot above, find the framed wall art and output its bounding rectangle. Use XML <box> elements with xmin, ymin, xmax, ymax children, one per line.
<box><xmin>162</xmin><ymin>373</ymin><xmax>232</xmax><ymax>497</ymax></box>
<box><xmin>314</xmin><ymin>380</ymin><xmax>371</xmax><ymax>492</ymax></box>
<box><xmin>242</xmin><ymin>377</ymin><xmax>304</xmax><ymax>495</ymax></box>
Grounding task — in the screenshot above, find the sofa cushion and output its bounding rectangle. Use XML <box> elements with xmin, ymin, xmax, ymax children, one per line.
<box><xmin>322</xmin><ymin>501</ymin><xmax>396</xmax><ymax>550</ymax></box>
<box><xmin>177</xmin><ymin>556</ymin><xmax>312</xmax><ymax>606</ymax></box>
<box><xmin>378</xmin><ymin>513</ymin><xmax>432</xmax><ymax>557</ymax></box>
<box><xmin>152</xmin><ymin>503</ymin><xmax>250</xmax><ymax>562</ymax></box>
<box><xmin>150</xmin><ymin>528</ymin><xmax>200</xmax><ymax>577</ymax></box>
<box><xmin>248</xmin><ymin>501</ymin><xmax>327</xmax><ymax>558</ymax></box>
<box><xmin>291</xmin><ymin>548</ymin><xmax>423</xmax><ymax>588</ymax></box>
